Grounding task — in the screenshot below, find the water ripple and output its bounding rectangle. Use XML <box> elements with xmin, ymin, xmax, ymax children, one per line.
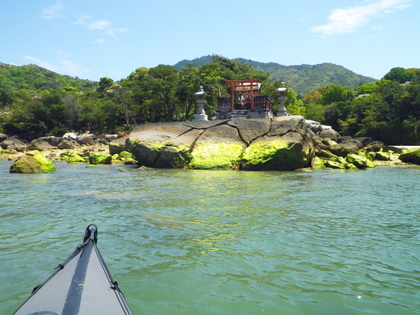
<box><xmin>1</xmin><ymin>162</ymin><xmax>420</xmax><ymax>314</ymax></box>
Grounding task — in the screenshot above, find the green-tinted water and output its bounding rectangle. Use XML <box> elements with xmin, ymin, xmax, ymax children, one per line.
<box><xmin>1</xmin><ymin>160</ymin><xmax>420</xmax><ymax>314</ymax></box>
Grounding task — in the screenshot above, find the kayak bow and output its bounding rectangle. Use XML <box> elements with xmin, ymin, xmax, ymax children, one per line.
<box><xmin>13</xmin><ymin>224</ymin><xmax>133</xmax><ymax>315</ymax></box>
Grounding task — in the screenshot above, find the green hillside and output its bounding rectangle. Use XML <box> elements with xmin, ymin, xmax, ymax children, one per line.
<box><xmin>0</xmin><ymin>62</ymin><xmax>97</xmax><ymax>92</ymax></box>
<box><xmin>174</xmin><ymin>56</ymin><xmax>377</xmax><ymax>95</ymax></box>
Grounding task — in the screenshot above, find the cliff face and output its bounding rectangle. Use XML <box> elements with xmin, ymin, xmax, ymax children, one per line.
<box><xmin>126</xmin><ymin>116</ymin><xmax>316</xmax><ymax>171</ymax></box>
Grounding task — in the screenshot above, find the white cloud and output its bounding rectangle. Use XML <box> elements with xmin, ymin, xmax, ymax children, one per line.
<box><xmin>42</xmin><ymin>0</ymin><xmax>65</xmax><ymax>19</ymax></box>
<box><xmin>104</xmin><ymin>27</ymin><xmax>129</xmax><ymax>38</ymax></box>
<box><xmin>24</xmin><ymin>56</ymin><xmax>59</xmax><ymax>72</ymax></box>
<box><xmin>86</xmin><ymin>20</ymin><xmax>112</xmax><ymax>30</ymax></box>
<box><xmin>74</xmin><ymin>16</ymin><xmax>128</xmax><ymax>42</ymax></box>
<box><xmin>74</xmin><ymin>17</ymin><xmax>110</xmax><ymax>30</ymax></box>
<box><xmin>311</xmin><ymin>0</ymin><xmax>412</xmax><ymax>35</ymax></box>
<box><xmin>60</xmin><ymin>60</ymin><xmax>90</xmax><ymax>76</ymax></box>
<box><xmin>24</xmin><ymin>55</ymin><xmax>90</xmax><ymax>77</ymax></box>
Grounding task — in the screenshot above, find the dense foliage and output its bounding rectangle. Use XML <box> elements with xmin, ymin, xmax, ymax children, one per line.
<box><xmin>1</xmin><ymin>58</ymin><xmax>420</xmax><ymax>144</ymax></box>
<box><xmin>0</xmin><ymin>56</ymin><xmax>288</xmax><ymax>139</ymax></box>
<box><xmin>303</xmin><ymin>67</ymin><xmax>420</xmax><ymax>144</ymax></box>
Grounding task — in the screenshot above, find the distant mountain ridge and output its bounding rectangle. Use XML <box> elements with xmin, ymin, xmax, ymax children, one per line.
<box><xmin>0</xmin><ymin>57</ymin><xmax>377</xmax><ymax>96</ymax></box>
<box><xmin>174</xmin><ymin>56</ymin><xmax>377</xmax><ymax>95</ymax></box>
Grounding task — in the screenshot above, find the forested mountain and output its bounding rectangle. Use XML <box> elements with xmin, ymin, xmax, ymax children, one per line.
<box><xmin>0</xmin><ymin>62</ymin><xmax>97</xmax><ymax>92</ymax></box>
<box><xmin>174</xmin><ymin>56</ymin><xmax>376</xmax><ymax>95</ymax></box>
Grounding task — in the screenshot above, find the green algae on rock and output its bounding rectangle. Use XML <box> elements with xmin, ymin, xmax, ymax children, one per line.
<box><xmin>59</xmin><ymin>151</ymin><xmax>87</xmax><ymax>163</ymax></box>
<box><xmin>189</xmin><ymin>142</ymin><xmax>244</xmax><ymax>169</ymax></box>
<box><xmin>89</xmin><ymin>154</ymin><xmax>112</xmax><ymax>165</ymax></box>
<box><xmin>399</xmin><ymin>149</ymin><xmax>420</xmax><ymax>164</ymax></box>
<box><xmin>10</xmin><ymin>150</ymin><xmax>56</xmax><ymax>173</ymax></box>
<box><xmin>346</xmin><ymin>153</ymin><xmax>375</xmax><ymax>169</ymax></box>
<box><xmin>240</xmin><ymin>139</ymin><xmax>308</xmax><ymax>171</ymax></box>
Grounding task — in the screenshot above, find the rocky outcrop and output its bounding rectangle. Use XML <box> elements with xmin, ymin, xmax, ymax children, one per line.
<box><xmin>0</xmin><ymin>132</ymin><xmax>131</xmax><ymax>164</ymax></box>
<box><xmin>27</xmin><ymin>139</ymin><xmax>53</xmax><ymax>151</ymax></box>
<box><xmin>1</xmin><ymin>136</ymin><xmax>28</xmax><ymax>152</ymax></box>
<box><xmin>10</xmin><ymin>150</ymin><xmax>56</xmax><ymax>173</ymax></box>
<box><xmin>127</xmin><ymin>116</ymin><xmax>317</xmax><ymax>170</ymax></box>
<box><xmin>109</xmin><ymin>135</ymin><xmax>129</xmax><ymax>155</ymax></box>
<box><xmin>1</xmin><ymin>118</ymin><xmax>416</xmax><ymax>171</ymax></box>
<box><xmin>399</xmin><ymin>149</ymin><xmax>420</xmax><ymax>164</ymax></box>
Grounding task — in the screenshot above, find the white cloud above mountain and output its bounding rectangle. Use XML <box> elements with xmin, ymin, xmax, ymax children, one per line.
<box><xmin>311</xmin><ymin>0</ymin><xmax>412</xmax><ymax>35</ymax></box>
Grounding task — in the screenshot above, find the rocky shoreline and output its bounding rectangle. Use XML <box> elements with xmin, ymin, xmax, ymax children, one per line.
<box><xmin>1</xmin><ymin>116</ymin><xmax>420</xmax><ymax>173</ymax></box>
<box><xmin>0</xmin><ymin>132</ymin><xmax>135</xmax><ymax>166</ymax></box>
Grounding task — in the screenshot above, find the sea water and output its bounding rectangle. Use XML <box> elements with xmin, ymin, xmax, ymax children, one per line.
<box><xmin>1</xmin><ymin>160</ymin><xmax>420</xmax><ymax>314</ymax></box>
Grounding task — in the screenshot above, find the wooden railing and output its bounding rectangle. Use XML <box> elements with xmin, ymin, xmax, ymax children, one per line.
<box><xmin>217</xmin><ymin>96</ymin><xmax>273</xmax><ymax>111</ymax></box>
<box><xmin>253</xmin><ymin>96</ymin><xmax>273</xmax><ymax>111</ymax></box>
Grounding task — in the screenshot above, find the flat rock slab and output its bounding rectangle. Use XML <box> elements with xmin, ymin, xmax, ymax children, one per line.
<box><xmin>127</xmin><ymin>116</ymin><xmax>316</xmax><ymax>170</ymax></box>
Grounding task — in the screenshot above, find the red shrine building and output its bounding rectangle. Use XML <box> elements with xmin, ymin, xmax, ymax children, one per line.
<box><xmin>215</xmin><ymin>79</ymin><xmax>274</xmax><ymax>120</ymax></box>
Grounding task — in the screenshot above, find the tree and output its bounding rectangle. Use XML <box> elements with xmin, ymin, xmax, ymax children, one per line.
<box><xmin>177</xmin><ymin>63</ymin><xmax>201</xmax><ymax>120</ymax></box>
<box><xmin>148</xmin><ymin>65</ymin><xmax>180</xmax><ymax>121</ymax></box>
<box><xmin>97</xmin><ymin>77</ymin><xmax>114</xmax><ymax>93</ymax></box>
<box><xmin>0</xmin><ymin>83</ymin><xmax>14</xmax><ymax>108</ymax></box>
<box><xmin>354</xmin><ymin>83</ymin><xmax>377</xmax><ymax>96</ymax></box>
<box><xmin>321</xmin><ymin>84</ymin><xmax>353</xmax><ymax>105</ymax></box>
<box><xmin>382</xmin><ymin>67</ymin><xmax>414</xmax><ymax>84</ymax></box>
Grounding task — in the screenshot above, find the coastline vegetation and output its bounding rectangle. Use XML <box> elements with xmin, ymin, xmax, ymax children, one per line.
<box><xmin>1</xmin><ymin>57</ymin><xmax>420</xmax><ymax>144</ymax></box>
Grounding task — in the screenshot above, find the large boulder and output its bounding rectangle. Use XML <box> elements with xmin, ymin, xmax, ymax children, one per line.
<box><xmin>57</xmin><ymin>139</ymin><xmax>77</xmax><ymax>150</ymax></box>
<box><xmin>76</xmin><ymin>134</ymin><xmax>96</xmax><ymax>146</ymax></box>
<box><xmin>329</xmin><ymin>139</ymin><xmax>364</xmax><ymax>157</ymax></box>
<box><xmin>346</xmin><ymin>153</ymin><xmax>375</xmax><ymax>169</ymax></box>
<box><xmin>127</xmin><ymin>116</ymin><xmax>316</xmax><ymax>170</ymax></box>
<box><xmin>37</xmin><ymin>136</ymin><xmax>62</xmax><ymax>147</ymax></box>
<box><xmin>127</xmin><ymin>121</ymin><xmax>206</xmax><ymax>168</ymax></box>
<box><xmin>189</xmin><ymin>123</ymin><xmax>245</xmax><ymax>169</ymax></box>
<box><xmin>319</xmin><ymin>129</ymin><xmax>340</xmax><ymax>142</ymax></box>
<box><xmin>240</xmin><ymin>116</ymin><xmax>315</xmax><ymax>171</ymax></box>
<box><xmin>0</xmin><ymin>133</ymin><xmax>7</xmax><ymax>143</ymax></box>
<box><xmin>399</xmin><ymin>149</ymin><xmax>420</xmax><ymax>164</ymax></box>
<box><xmin>1</xmin><ymin>136</ymin><xmax>27</xmax><ymax>152</ymax></box>
<box><xmin>109</xmin><ymin>135</ymin><xmax>129</xmax><ymax>155</ymax></box>
<box><xmin>10</xmin><ymin>150</ymin><xmax>56</xmax><ymax>173</ymax></box>
<box><xmin>27</xmin><ymin>139</ymin><xmax>53</xmax><ymax>151</ymax></box>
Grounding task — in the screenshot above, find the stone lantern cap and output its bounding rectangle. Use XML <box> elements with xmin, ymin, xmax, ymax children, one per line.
<box><xmin>277</xmin><ymin>82</ymin><xmax>288</xmax><ymax>94</ymax></box>
<box><xmin>195</xmin><ymin>86</ymin><xmax>206</xmax><ymax>97</ymax></box>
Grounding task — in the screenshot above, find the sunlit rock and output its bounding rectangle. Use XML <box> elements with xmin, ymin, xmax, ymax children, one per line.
<box><xmin>10</xmin><ymin>150</ymin><xmax>56</xmax><ymax>173</ymax></box>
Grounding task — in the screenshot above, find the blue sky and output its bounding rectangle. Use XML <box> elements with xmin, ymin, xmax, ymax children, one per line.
<box><xmin>1</xmin><ymin>0</ymin><xmax>418</xmax><ymax>82</ymax></box>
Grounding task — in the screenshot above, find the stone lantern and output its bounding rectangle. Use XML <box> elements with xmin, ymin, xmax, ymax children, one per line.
<box><xmin>276</xmin><ymin>82</ymin><xmax>288</xmax><ymax>117</ymax></box>
<box><xmin>193</xmin><ymin>86</ymin><xmax>208</xmax><ymax>121</ymax></box>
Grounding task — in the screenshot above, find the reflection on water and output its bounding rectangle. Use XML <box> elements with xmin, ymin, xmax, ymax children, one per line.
<box><xmin>1</xmin><ymin>161</ymin><xmax>420</xmax><ymax>314</ymax></box>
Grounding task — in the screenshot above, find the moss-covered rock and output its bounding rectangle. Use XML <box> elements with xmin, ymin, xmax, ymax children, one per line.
<box><xmin>357</xmin><ymin>149</ymin><xmax>374</xmax><ymax>161</ymax></box>
<box><xmin>111</xmin><ymin>151</ymin><xmax>137</xmax><ymax>165</ymax></box>
<box><xmin>119</xmin><ymin>151</ymin><xmax>132</xmax><ymax>157</ymax></box>
<box><xmin>59</xmin><ymin>151</ymin><xmax>87</xmax><ymax>163</ymax></box>
<box><xmin>89</xmin><ymin>154</ymin><xmax>112</xmax><ymax>165</ymax></box>
<box><xmin>398</xmin><ymin>149</ymin><xmax>420</xmax><ymax>164</ymax></box>
<box><xmin>240</xmin><ymin>139</ymin><xmax>308</xmax><ymax>171</ymax></box>
<box><xmin>375</xmin><ymin>151</ymin><xmax>391</xmax><ymax>161</ymax></box>
<box><xmin>324</xmin><ymin>159</ymin><xmax>347</xmax><ymax>169</ymax></box>
<box><xmin>316</xmin><ymin>151</ymin><xmax>355</xmax><ymax>169</ymax></box>
<box><xmin>189</xmin><ymin>142</ymin><xmax>244</xmax><ymax>169</ymax></box>
<box><xmin>127</xmin><ymin>118</ymin><xmax>315</xmax><ymax>171</ymax></box>
<box><xmin>1</xmin><ymin>148</ymin><xmax>18</xmax><ymax>155</ymax></box>
<box><xmin>311</xmin><ymin>156</ymin><xmax>325</xmax><ymax>169</ymax></box>
<box><xmin>346</xmin><ymin>153</ymin><xmax>375</xmax><ymax>169</ymax></box>
<box><xmin>10</xmin><ymin>150</ymin><xmax>56</xmax><ymax>173</ymax></box>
